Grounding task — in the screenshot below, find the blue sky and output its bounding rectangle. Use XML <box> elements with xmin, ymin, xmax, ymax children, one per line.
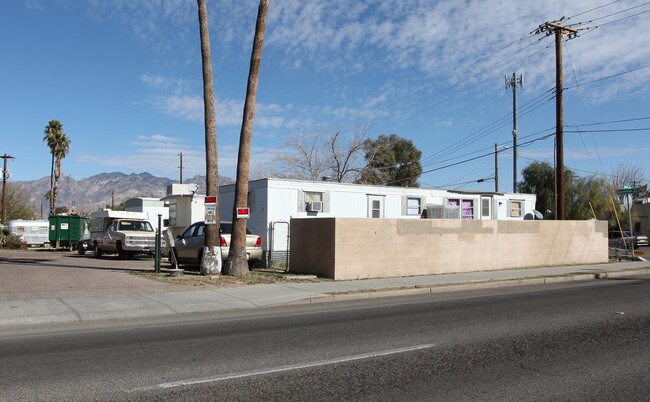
<box><xmin>1</xmin><ymin>0</ymin><xmax>649</xmax><ymax>192</ymax></box>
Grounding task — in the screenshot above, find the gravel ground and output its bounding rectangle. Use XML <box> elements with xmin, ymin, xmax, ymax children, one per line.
<box><xmin>0</xmin><ymin>249</ymin><xmax>199</xmax><ymax>300</ymax></box>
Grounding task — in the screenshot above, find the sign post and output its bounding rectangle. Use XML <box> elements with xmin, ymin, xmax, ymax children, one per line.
<box><xmin>616</xmin><ymin>186</ymin><xmax>640</xmax><ymax>251</ymax></box>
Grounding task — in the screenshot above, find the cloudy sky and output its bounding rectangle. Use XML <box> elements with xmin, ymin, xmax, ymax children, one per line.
<box><xmin>1</xmin><ymin>0</ymin><xmax>649</xmax><ymax>191</ymax></box>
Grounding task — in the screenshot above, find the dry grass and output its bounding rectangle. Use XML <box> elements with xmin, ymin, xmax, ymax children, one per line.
<box><xmin>132</xmin><ymin>268</ymin><xmax>322</xmax><ymax>288</ymax></box>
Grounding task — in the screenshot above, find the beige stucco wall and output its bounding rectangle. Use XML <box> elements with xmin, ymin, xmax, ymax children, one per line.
<box><xmin>289</xmin><ymin>218</ymin><xmax>609</xmax><ymax>280</ymax></box>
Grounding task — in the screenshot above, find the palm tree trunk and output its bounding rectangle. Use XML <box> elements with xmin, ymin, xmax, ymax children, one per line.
<box><xmin>224</xmin><ymin>0</ymin><xmax>268</xmax><ymax>276</ymax></box>
<box><xmin>197</xmin><ymin>0</ymin><xmax>221</xmax><ymax>275</ymax></box>
<box><xmin>49</xmin><ymin>152</ymin><xmax>55</xmax><ymax>214</ymax></box>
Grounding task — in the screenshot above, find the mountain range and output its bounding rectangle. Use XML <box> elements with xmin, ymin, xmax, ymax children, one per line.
<box><xmin>15</xmin><ymin>172</ymin><xmax>234</xmax><ymax>217</ymax></box>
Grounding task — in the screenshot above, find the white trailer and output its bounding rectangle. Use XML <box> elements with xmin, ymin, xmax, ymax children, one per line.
<box><xmin>7</xmin><ymin>220</ymin><xmax>49</xmax><ymax>246</ymax></box>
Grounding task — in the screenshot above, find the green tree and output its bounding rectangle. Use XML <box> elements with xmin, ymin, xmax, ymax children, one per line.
<box><xmin>518</xmin><ymin>162</ymin><xmax>555</xmax><ymax>218</ymax></box>
<box><xmin>358</xmin><ymin>134</ymin><xmax>422</xmax><ymax>187</ymax></box>
<box><xmin>519</xmin><ymin>162</ymin><xmax>611</xmax><ymax>221</ymax></box>
<box><xmin>2</xmin><ymin>183</ymin><xmax>36</xmax><ymax>221</ymax></box>
<box><xmin>43</xmin><ymin>119</ymin><xmax>71</xmax><ymax>215</ymax></box>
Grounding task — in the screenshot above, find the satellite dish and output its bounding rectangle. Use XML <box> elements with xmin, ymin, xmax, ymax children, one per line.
<box><xmin>533</xmin><ymin>209</ymin><xmax>544</xmax><ymax>220</ymax></box>
<box><xmin>188</xmin><ymin>183</ymin><xmax>199</xmax><ymax>194</ymax></box>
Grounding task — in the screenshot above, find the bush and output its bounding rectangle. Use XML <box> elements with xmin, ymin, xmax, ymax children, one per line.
<box><xmin>0</xmin><ymin>234</ymin><xmax>27</xmax><ymax>250</ymax></box>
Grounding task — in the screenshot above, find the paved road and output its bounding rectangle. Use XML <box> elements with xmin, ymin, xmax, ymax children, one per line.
<box><xmin>2</xmin><ymin>275</ymin><xmax>649</xmax><ymax>401</ymax></box>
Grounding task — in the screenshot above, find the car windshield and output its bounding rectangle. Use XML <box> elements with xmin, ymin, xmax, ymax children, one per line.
<box><xmin>118</xmin><ymin>220</ymin><xmax>153</xmax><ymax>232</ymax></box>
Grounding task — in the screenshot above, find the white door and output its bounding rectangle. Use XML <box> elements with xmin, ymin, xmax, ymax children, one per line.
<box><xmin>367</xmin><ymin>195</ymin><xmax>385</xmax><ymax>218</ymax></box>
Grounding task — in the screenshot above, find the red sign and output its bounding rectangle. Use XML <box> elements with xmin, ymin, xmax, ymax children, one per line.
<box><xmin>204</xmin><ymin>196</ymin><xmax>217</xmax><ymax>205</ymax></box>
<box><xmin>236</xmin><ymin>207</ymin><xmax>250</xmax><ymax>219</ymax></box>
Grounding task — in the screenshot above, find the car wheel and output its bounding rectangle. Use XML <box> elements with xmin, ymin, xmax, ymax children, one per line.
<box><xmin>93</xmin><ymin>244</ymin><xmax>103</xmax><ymax>258</ymax></box>
<box><xmin>77</xmin><ymin>242</ymin><xmax>86</xmax><ymax>255</ymax></box>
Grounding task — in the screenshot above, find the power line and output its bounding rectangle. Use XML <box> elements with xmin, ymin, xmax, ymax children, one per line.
<box><xmin>564</xmin><ymin>63</ymin><xmax>650</xmax><ymax>89</ymax></box>
<box><xmin>566</xmin><ymin>0</ymin><xmax>621</xmax><ymax>20</ymax></box>
<box><xmin>565</xmin><ymin>116</ymin><xmax>650</xmax><ymax>127</ymax></box>
<box><xmin>565</xmin><ymin>128</ymin><xmax>650</xmax><ymax>133</ymax></box>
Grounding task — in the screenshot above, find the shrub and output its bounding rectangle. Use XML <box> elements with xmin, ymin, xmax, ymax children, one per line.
<box><xmin>0</xmin><ymin>234</ymin><xmax>27</xmax><ymax>250</ymax></box>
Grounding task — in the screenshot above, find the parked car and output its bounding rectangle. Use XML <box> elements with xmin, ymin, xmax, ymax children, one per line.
<box><xmin>171</xmin><ymin>221</ymin><xmax>263</xmax><ymax>268</ymax></box>
<box><xmin>608</xmin><ymin>231</ymin><xmax>649</xmax><ymax>249</ymax></box>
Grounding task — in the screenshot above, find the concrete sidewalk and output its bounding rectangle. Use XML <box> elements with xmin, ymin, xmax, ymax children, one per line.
<box><xmin>1</xmin><ymin>261</ymin><xmax>649</xmax><ymax>328</ymax></box>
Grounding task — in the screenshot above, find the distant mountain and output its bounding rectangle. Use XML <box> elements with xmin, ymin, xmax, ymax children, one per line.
<box><xmin>16</xmin><ymin>172</ymin><xmax>234</xmax><ymax>217</ymax></box>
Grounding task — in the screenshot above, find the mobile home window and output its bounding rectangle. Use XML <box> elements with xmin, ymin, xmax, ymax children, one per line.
<box><xmin>481</xmin><ymin>198</ymin><xmax>490</xmax><ymax>218</ymax></box>
<box><xmin>461</xmin><ymin>199</ymin><xmax>474</xmax><ymax>219</ymax></box>
<box><xmin>407</xmin><ymin>197</ymin><xmax>421</xmax><ymax>215</ymax></box>
<box><xmin>510</xmin><ymin>200</ymin><xmax>523</xmax><ymax>217</ymax></box>
<box><xmin>447</xmin><ymin>198</ymin><xmax>475</xmax><ymax>219</ymax></box>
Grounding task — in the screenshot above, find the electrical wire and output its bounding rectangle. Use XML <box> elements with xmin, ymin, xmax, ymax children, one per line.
<box><xmin>564</xmin><ymin>63</ymin><xmax>650</xmax><ymax>89</ymax></box>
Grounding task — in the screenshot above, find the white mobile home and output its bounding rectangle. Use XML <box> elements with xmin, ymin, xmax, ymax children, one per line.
<box><xmin>219</xmin><ymin>178</ymin><xmax>537</xmax><ymax>265</ymax></box>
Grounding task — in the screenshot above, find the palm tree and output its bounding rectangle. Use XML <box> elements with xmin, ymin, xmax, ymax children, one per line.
<box><xmin>197</xmin><ymin>0</ymin><xmax>221</xmax><ymax>275</ymax></box>
<box><xmin>224</xmin><ymin>0</ymin><xmax>268</xmax><ymax>276</ymax></box>
<box><xmin>43</xmin><ymin>120</ymin><xmax>71</xmax><ymax>214</ymax></box>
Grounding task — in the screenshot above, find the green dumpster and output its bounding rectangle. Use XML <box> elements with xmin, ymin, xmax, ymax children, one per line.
<box><xmin>48</xmin><ymin>215</ymin><xmax>91</xmax><ymax>252</ymax></box>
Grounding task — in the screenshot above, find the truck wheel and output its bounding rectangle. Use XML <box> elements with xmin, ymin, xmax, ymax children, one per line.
<box><xmin>77</xmin><ymin>242</ymin><xmax>86</xmax><ymax>255</ymax></box>
<box><xmin>116</xmin><ymin>242</ymin><xmax>128</xmax><ymax>259</ymax></box>
<box><xmin>94</xmin><ymin>244</ymin><xmax>103</xmax><ymax>258</ymax></box>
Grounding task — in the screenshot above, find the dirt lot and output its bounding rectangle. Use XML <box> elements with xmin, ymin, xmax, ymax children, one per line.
<box><xmin>0</xmin><ymin>249</ymin><xmax>198</xmax><ymax>301</ymax></box>
<box><xmin>0</xmin><ymin>249</ymin><xmax>319</xmax><ymax>301</ymax></box>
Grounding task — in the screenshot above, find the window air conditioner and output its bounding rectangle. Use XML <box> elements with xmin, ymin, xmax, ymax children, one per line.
<box><xmin>306</xmin><ymin>201</ymin><xmax>323</xmax><ymax>212</ymax></box>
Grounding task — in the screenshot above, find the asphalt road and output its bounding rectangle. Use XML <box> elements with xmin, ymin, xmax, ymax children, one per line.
<box><xmin>1</xmin><ymin>276</ymin><xmax>649</xmax><ymax>401</ymax></box>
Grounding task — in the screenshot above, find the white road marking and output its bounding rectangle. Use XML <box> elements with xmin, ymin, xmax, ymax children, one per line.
<box><xmin>158</xmin><ymin>344</ymin><xmax>435</xmax><ymax>389</ymax></box>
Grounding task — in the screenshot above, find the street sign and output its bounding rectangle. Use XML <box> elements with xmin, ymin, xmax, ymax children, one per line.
<box><xmin>205</xmin><ymin>204</ymin><xmax>216</xmax><ymax>225</ymax></box>
<box><xmin>616</xmin><ymin>187</ymin><xmax>640</xmax><ymax>195</ymax></box>
<box><xmin>204</xmin><ymin>196</ymin><xmax>217</xmax><ymax>205</ymax></box>
<box><xmin>236</xmin><ymin>207</ymin><xmax>250</xmax><ymax>219</ymax></box>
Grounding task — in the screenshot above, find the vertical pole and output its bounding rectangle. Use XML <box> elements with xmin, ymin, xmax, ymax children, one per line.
<box><xmin>179</xmin><ymin>152</ymin><xmax>183</xmax><ymax>184</ymax></box>
<box><xmin>155</xmin><ymin>214</ymin><xmax>162</xmax><ymax>273</ymax></box>
<box><xmin>555</xmin><ymin>29</ymin><xmax>565</xmax><ymax>220</ymax></box>
<box><xmin>628</xmin><ymin>194</ymin><xmax>634</xmax><ymax>251</ymax></box>
<box><xmin>1</xmin><ymin>156</ymin><xmax>7</xmax><ymax>225</ymax></box>
<box><xmin>494</xmin><ymin>143</ymin><xmax>499</xmax><ymax>192</ymax></box>
<box><xmin>1</xmin><ymin>154</ymin><xmax>15</xmax><ymax>225</ymax></box>
<box><xmin>111</xmin><ymin>190</ymin><xmax>115</xmax><ymax>210</ymax></box>
<box><xmin>512</xmin><ymin>74</ymin><xmax>518</xmax><ymax>193</ymax></box>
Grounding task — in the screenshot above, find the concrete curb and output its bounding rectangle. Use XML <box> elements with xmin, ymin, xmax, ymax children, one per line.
<box><xmin>299</xmin><ymin>268</ymin><xmax>650</xmax><ymax>304</ymax></box>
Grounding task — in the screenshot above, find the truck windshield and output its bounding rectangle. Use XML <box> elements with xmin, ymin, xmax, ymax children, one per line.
<box><xmin>118</xmin><ymin>220</ymin><xmax>153</xmax><ymax>232</ymax></box>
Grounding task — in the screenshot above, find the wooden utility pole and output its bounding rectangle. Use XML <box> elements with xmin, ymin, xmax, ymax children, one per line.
<box><xmin>1</xmin><ymin>154</ymin><xmax>15</xmax><ymax>225</ymax></box>
<box><xmin>178</xmin><ymin>152</ymin><xmax>183</xmax><ymax>184</ymax></box>
<box><xmin>494</xmin><ymin>143</ymin><xmax>499</xmax><ymax>193</ymax></box>
<box><xmin>536</xmin><ymin>20</ymin><xmax>577</xmax><ymax>220</ymax></box>
<box><xmin>225</xmin><ymin>0</ymin><xmax>268</xmax><ymax>276</ymax></box>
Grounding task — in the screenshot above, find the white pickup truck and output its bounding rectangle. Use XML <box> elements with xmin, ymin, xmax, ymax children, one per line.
<box><xmin>90</xmin><ymin>209</ymin><xmax>166</xmax><ymax>258</ymax></box>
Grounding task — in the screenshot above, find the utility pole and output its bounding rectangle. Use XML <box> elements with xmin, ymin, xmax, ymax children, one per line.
<box><xmin>505</xmin><ymin>72</ymin><xmax>523</xmax><ymax>193</ymax></box>
<box><xmin>178</xmin><ymin>152</ymin><xmax>183</xmax><ymax>184</ymax></box>
<box><xmin>536</xmin><ymin>20</ymin><xmax>577</xmax><ymax>220</ymax></box>
<box><xmin>111</xmin><ymin>190</ymin><xmax>115</xmax><ymax>209</ymax></box>
<box><xmin>1</xmin><ymin>154</ymin><xmax>15</xmax><ymax>225</ymax></box>
<box><xmin>494</xmin><ymin>143</ymin><xmax>499</xmax><ymax>192</ymax></box>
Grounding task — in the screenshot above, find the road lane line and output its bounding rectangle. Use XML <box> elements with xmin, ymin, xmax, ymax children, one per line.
<box><xmin>157</xmin><ymin>344</ymin><xmax>435</xmax><ymax>388</ymax></box>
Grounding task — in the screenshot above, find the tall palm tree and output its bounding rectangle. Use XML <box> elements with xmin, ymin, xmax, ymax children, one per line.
<box><xmin>224</xmin><ymin>0</ymin><xmax>268</xmax><ymax>277</ymax></box>
<box><xmin>197</xmin><ymin>0</ymin><xmax>221</xmax><ymax>275</ymax></box>
<box><xmin>43</xmin><ymin>120</ymin><xmax>70</xmax><ymax>214</ymax></box>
